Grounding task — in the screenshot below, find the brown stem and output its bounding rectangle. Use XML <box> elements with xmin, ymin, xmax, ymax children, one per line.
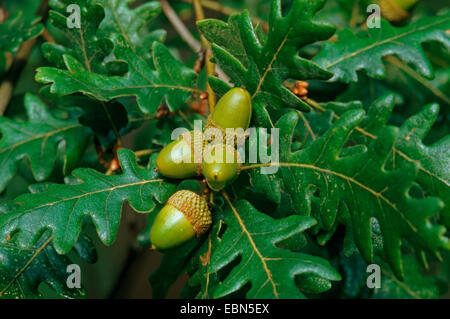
<box><xmin>160</xmin><ymin>0</ymin><xmax>201</xmax><ymax>52</ymax></box>
<box><xmin>134</xmin><ymin>149</ymin><xmax>160</xmax><ymax>157</ymax></box>
<box><xmin>193</xmin><ymin>0</ymin><xmax>216</xmax><ymax>111</ymax></box>
<box><xmin>178</xmin><ymin>110</ymin><xmax>194</xmax><ymax>129</ymax></box>
<box><xmin>385</xmin><ymin>56</ymin><xmax>450</xmax><ymax>105</ymax></box>
<box><xmin>178</xmin><ymin>0</ymin><xmax>268</xmax><ymax>31</ymax></box>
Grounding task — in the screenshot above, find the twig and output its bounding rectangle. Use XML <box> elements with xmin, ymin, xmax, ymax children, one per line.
<box><xmin>385</xmin><ymin>56</ymin><xmax>450</xmax><ymax>105</ymax></box>
<box><xmin>179</xmin><ymin>0</ymin><xmax>268</xmax><ymax>31</ymax></box>
<box><xmin>0</xmin><ymin>82</ymin><xmax>13</xmax><ymax>115</ymax></box>
<box><xmin>349</xmin><ymin>0</ymin><xmax>359</xmax><ymax>28</ymax></box>
<box><xmin>160</xmin><ymin>0</ymin><xmax>201</xmax><ymax>52</ymax></box>
<box><xmin>178</xmin><ymin>110</ymin><xmax>194</xmax><ymax>129</ymax></box>
<box><xmin>305</xmin><ymin>99</ymin><xmax>450</xmax><ymax>188</ymax></box>
<box><xmin>134</xmin><ymin>149</ymin><xmax>160</xmax><ymax>157</ymax></box>
<box><xmin>193</xmin><ymin>0</ymin><xmax>216</xmax><ymax>111</ymax></box>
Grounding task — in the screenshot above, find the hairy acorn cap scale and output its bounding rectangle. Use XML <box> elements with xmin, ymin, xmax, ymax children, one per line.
<box><xmin>150</xmin><ymin>190</ymin><xmax>212</xmax><ymax>250</ymax></box>
<box><xmin>156</xmin><ymin>130</ymin><xmax>203</xmax><ymax>179</ymax></box>
<box><xmin>202</xmin><ymin>144</ymin><xmax>240</xmax><ymax>191</ymax></box>
<box><xmin>207</xmin><ymin>87</ymin><xmax>252</xmax><ymax>130</ymax></box>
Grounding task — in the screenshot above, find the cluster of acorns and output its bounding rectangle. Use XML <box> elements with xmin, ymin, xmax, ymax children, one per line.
<box><xmin>150</xmin><ymin>88</ymin><xmax>252</xmax><ymax>250</ymax></box>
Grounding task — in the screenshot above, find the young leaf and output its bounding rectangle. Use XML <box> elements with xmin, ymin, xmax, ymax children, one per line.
<box><xmin>0</xmin><ymin>232</ymin><xmax>87</xmax><ymax>299</ymax></box>
<box><xmin>0</xmin><ymin>150</ymin><xmax>176</xmax><ymax>254</ymax></box>
<box><xmin>204</xmin><ymin>197</ymin><xmax>341</xmax><ymax>299</ymax></box>
<box><xmin>0</xmin><ymin>12</ymin><xmax>43</xmax><ymax>74</ymax></box>
<box><xmin>314</xmin><ymin>16</ymin><xmax>450</xmax><ymax>82</ymax></box>
<box><xmin>246</xmin><ymin>110</ymin><xmax>449</xmax><ymax>278</ymax></box>
<box><xmin>197</xmin><ymin>0</ymin><xmax>335</xmax><ymax>114</ymax></box>
<box><xmin>0</xmin><ymin>94</ymin><xmax>90</xmax><ymax>193</ymax></box>
<box><xmin>36</xmin><ymin>37</ymin><xmax>198</xmax><ymax>114</ymax></box>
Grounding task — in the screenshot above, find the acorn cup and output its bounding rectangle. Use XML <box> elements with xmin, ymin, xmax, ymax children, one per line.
<box><xmin>150</xmin><ymin>190</ymin><xmax>212</xmax><ymax>250</ymax></box>
<box><xmin>202</xmin><ymin>143</ymin><xmax>241</xmax><ymax>192</ymax></box>
<box><xmin>156</xmin><ymin>130</ymin><xmax>204</xmax><ymax>179</ymax></box>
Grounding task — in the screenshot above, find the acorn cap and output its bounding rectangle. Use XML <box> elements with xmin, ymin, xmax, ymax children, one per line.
<box><xmin>181</xmin><ymin>130</ymin><xmax>205</xmax><ymax>175</ymax></box>
<box><xmin>167</xmin><ymin>190</ymin><xmax>212</xmax><ymax>236</ymax></box>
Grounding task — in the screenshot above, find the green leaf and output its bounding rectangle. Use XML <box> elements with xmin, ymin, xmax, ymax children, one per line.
<box><xmin>197</xmin><ymin>0</ymin><xmax>335</xmax><ymax>115</ymax></box>
<box><xmin>247</xmin><ymin>109</ymin><xmax>449</xmax><ymax>278</ymax></box>
<box><xmin>314</xmin><ymin>16</ymin><xmax>450</xmax><ymax>82</ymax></box>
<box><xmin>94</xmin><ymin>0</ymin><xmax>165</xmax><ymax>58</ymax></box>
<box><xmin>395</xmin><ymin>104</ymin><xmax>450</xmax><ymax>227</ymax></box>
<box><xmin>0</xmin><ymin>94</ymin><xmax>90</xmax><ymax>193</ymax></box>
<box><xmin>149</xmin><ymin>238</ymin><xmax>201</xmax><ymax>299</ymax></box>
<box><xmin>43</xmin><ymin>0</ymin><xmax>113</xmax><ymax>74</ymax></box>
<box><xmin>337</xmin><ymin>73</ymin><xmax>404</xmax><ymax>109</ymax></box>
<box><xmin>0</xmin><ymin>232</ymin><xmax>87</xmax><ymax>299</ymax></box>
<box><xmin>184</xmin><ymin>209</ymin><xmax>224</xmax><ymax>299</ymax></box>
<box><xmin>0</xmin><ymin>12</ymin><xmax>43</xmax><ymax>74</ymax></box>
<box><xmin>337</xmin><ymin>252</ymin><xmax>441</xmax><ymax>299</ymax></box>
<box><xmin>374</xmin><ymin>256</ymin><xmax>440</xmax><ymax>299</ymax></box>
<box><xmin>0</xmin><ymin>150</ymin><xmax>176</xmax><ymax>254</ymax></box>
<box><xmin>36</xmin><ymin>37</ymin><xmax>198</xmax><ymax>114</ymax></box>
<box><xmin>201</xmin><ymin>197</ymin><xmax>341</xmax><ymax>298</ymax></box>
<box><xmin>323</xmin><ymin>95</ymin><xmax>450</xmax><ymax>228</ymax></box>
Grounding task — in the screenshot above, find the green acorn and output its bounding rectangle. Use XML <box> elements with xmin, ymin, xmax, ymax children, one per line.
<box><xmin>150</xmin><ymin>190</ymin><xmax>212</xmax><ymax>250</ymax></box>
<box><xmin>205</xmin><ymin>87</ymin><xmax>252</xmax><ymax>147</ymax></box>
<box><xmin>202</xmin><ymin>144</ymin><xmax>240</xmax><ymax>191</ymax></box>
<box><xmin>156</xmin><ymin>130</ymin><xmax>203</xmax><ymax>179</ymax></box>
<box><xmin>378</xmin><ymin>0</ymin><xmax>418</xmax><ymax>21</ymax></box>
<box><xmin>211</xmin><ymin>87</ymin><xmax>252</xmax><ymax>129</ymax></box>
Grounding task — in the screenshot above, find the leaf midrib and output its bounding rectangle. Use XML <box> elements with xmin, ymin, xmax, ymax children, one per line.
<box><xmin>222</xmin><ymin>192</ymin><xmax>280</xmax><ymax>298</ymax></box>
<box><xmin>324</xmin><ymin>17</ymin><xmax>449</xmax><ymax>69</ymax></box>
<box><xmin>0</xmin><ymin>123</ymin><xmax>82</xmax><ymax>156</ymax></box>
<box><xmin>0</xmin><ymin>235</ymin><xmax>53</xmax><ymax>297</ymax></box>
<box><xmin>241</xmin><ymin>162</ymin><xmax>418</xmax><ymax>233</ymax></box>
<box><xmin>12</xmin><ymin>178</ymin><xmax>165</xmax><ymax>218</ymax></box>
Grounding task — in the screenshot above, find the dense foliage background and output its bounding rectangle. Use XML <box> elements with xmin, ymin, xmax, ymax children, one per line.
<box><xmin>0</xmin><ymin>0</ymin><xmax>448</xmax><ymax>299</ymax></box>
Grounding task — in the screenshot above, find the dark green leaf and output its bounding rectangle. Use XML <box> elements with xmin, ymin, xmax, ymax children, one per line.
<box><xmin>198</xmin><ymin>0</ymin><xmax>335</xmax><ymax>116</ymax></box>
<box><xmin>0</xmin><ymin>94</ymin><xmax>90</xmax><ymax>193</ymax></box>
<box><xmin>247</xmin><ymin>109</ymin><xmax>449</xmax><ymax>278</ymax></box>
<box><xmin>374</xmin><ymin>256</ymin><xmax>440</xmax><ymax>299</ymax></box>
<box><xmin>0</xmin><ymin>232</ymin><xmax>85</xmax><ymax>299</ymax></box>
<box><xmin>94</xmin><ymin>0</ymin><xmax>165</xmax><ymax>58</ymax></box>
<box><xmin>43</xmin><ymin>0</ymin><xmax>113</xmax><ymax>74</ymax></box>
<box><xmin>314</xmin><ymin>16</ymin><xmax>450</xmax><ymax>82</ymax></box>
<box><xmin>0</xmin><ymin>12</ymin><xmax>43</xmax><ymax>74</ymax></box>
<box><xmin>198</xmin><ymin>198</ymin><xmax>341</xmax><ymax>298</ymax></box>
<box><xmin>36</xmin><ymin>37</ymin><xmax>198</xmax><ymax>114</ymax></box>
<box><xmin>0</xmin><ymin>150</ymin><xmax>176</xmax><ymax>254</ymax></box>
<box><xmin>324</xmin><ymin>95</ymin><xmax>450</xmax><ymax>228</ymax></box>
